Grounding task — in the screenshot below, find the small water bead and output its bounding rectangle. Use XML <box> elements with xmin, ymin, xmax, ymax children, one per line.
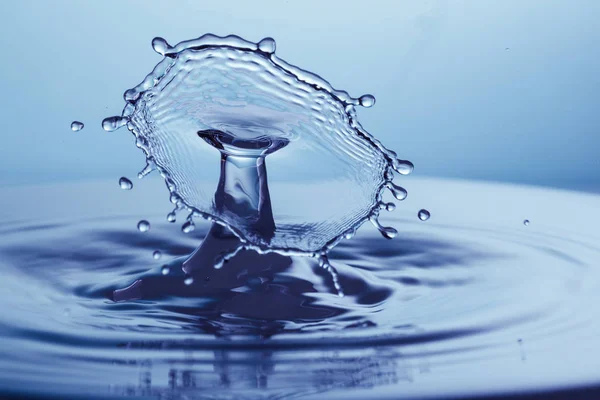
<box><xmin>523</xmin><ymin>219</ymin><xmax>530</xmax><ymax>226</ymax></box>
<box><xmin>380</xmin><ymin>202</ymin><xmax>396</xmax><ymax>211</ymax></box>
<box><xmin>70</xmin><ymin>121</ymin><xmax>84</xmax><ymax>131</ymax></box>
<box><xmin>166</xmin><ymin>212</ymin><xmax>176</xmax><ymax>223</ymax></box>
<box><xmin>151</xmin><ymin>37</ymin><xmax>171</xmax><ymax>56</ymax></box>
<box><xmin>118</xmin><ymin>177</ymin><xmax>133</xmax><ymax>190</ymax></box>
<box><xmin>418</xmin><ymin>209</ymin><xmax>431</xmax><ymax>221</ymax></box>
<box><xmin>385</xmin><ymin>182</ymin><xmax>408</xmax><ymax>201</ymax></box>
<box><xmin>161</xmin><ymin>266</ymin><xmax>170</xmax><ymax>275</ymax></box>
<box><xmin>359</xmin><ymin>94</ymin><xmax>376</xmax><ymax>108</ymax></box>
<box><xmin>394</xmin><ymin>159</ymin><xmax>414</xmax><ymax>176</ymax></box>
<box><xmin>102</xmin><ymin>116</ymin><xmax>126</xmax><ymax>132</ymax></box>
<box><xmin>182</xmin><ymin>221</ymin><xmax>195</xmax><ymax>233</ymax></box>
<box><xmin>152</xmin><ymin>250</ymin><xmax>162</xmax><ymax>260</ymax></box>
<box><xmin>184</xmin><ymin>276</ymin><xmax>194</xmax><ymax>286</ymax></box>
<box><xmin>257</xmin><ymin>37</ymin><xmax>276</xmax><ymax>54</ymax></box>
<box><xmin>137</xmin><ymin>220</ymin><xmax>151</xmax><ymax>232</ymax></box>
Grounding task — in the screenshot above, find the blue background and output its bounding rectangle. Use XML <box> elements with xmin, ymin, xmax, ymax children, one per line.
<box><xmin>0</xmin><ymin>0</ymin><xmax>598</xmax><ymax>191</ymax></box>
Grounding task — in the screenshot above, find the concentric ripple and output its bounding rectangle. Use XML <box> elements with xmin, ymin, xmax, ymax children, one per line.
<box><xmin>1</xmin><ymin>179</ymin><xmax>600</xmax><ymax>399</ymax></box>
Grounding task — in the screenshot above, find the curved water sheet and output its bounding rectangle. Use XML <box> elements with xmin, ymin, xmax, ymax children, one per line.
<box><xmin>105</xmin><ymin>34</ymin><xmax>412</xmax><ymax>256</ymax></box>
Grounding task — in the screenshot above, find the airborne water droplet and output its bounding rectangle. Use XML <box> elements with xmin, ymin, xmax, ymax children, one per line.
<box><xmin>119</xmin><ymin>177</ymin><xmax>133</xmax><ymax>190</ymax></box>
<box><xmin>257</xmin><ymin>37</ymin><xmax>276</xmax><ymax>54</ymax></box>
<box><xmin>153</xmin><ymin>250</ymin><xmax>162</xmax><ymax>260</ymax></box>
<box><xmin>359</xmin><ymin>94</ymin><xmax>376</xmax><ymax>108</ymax></box>
<box><xmin>166</xmin><ymin>212</ymin><xmax>176</xmax><ymax>223</ymax></box>
<box><xmin>184</xmin><ymin>276</ymin><xmax>194</xmax><ymax>285</ymax></box>
<box><xmin>137</xmin><ymin>220</ymin><xmax>151</xmax><ymax>232</ymax></box>
<box><xmin>523</xmin><ymin>219</ymin><xmax>530</xmax><ymax>226</ymax></box>
<box><xmin>102</xmin><ymin>116</ymin><xmax>126</xmax><ymax>132</ymax></box>
<box><xmin>418</xmin><ymin>209</ymin><xmax>431</xmax><ymax>221</ymax></box>
<box><xmin>182</xmin><ymin>220</ymin><xmax>195</xmax><ymax>233</ymax></box>
<box><xmin>161</xmin><ymin>266</ymin><xmax>170</xmax><ymax>275</ymax></box>
<box><xmin>70</xmin><ymin>121</ymin><xmax>84</xmax><ymax>131</ymax></box>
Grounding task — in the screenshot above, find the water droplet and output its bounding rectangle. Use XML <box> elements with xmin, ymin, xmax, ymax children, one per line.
<box><xmin>70</xmin><ymin>121</ymin><xmax>84</xmax><ymax>131</ymax></box>
<box><xmin>418</xmin><ymin>209</ymin><xmax>430</xmax><ymax>221</ymax></box>
<box><xmin>258</xmin><ymin>37</ymin><xmax>276</xmax><ymax>54</ymax></box>
<box><xmin>359</xmin><ymin>94</ymin><xmax>376</xmax><ymax>108</ymax></box>
<box><xmin>369</xmin><ymin>216</ymin><xmax>398</xmax><ymax>239</ymax></box>
<box><xmin>182</xmin><ymin>220</ymin><xmax>195</xmax><ymax>233</ymax></box>
<box><xmin>161</xmin><ymin>266</ymin><xmax>170</xmax><ymax>275</ymax></box>
<box><xmin>385</xmin><ymin>182</ymin><xmax>408</xmax><ymax>201</ymax></box>
<box><xmin>394</xmin><ymin>159</ymin><xmax>414</xmax><ymax>175</ymax></box>
<box><xmin>153</xmin><ymin>250</ymin><xmax>162</xmax><ymax>260</ymax></box>
<box><xmin>523</xmin><ymin>219</ymin><xmax>530</xmax><ymax>226</ymax></box>
<box><xmin>343</xmin><ymin>230</ymin><xmax>355</xmax><ymax>240</ymax></box>
<box><xmin>152</xmin><ymin>37</ymin><xmax>171</xmax><ymax>55</ymax></box>
<box><xmin>184</xmin><ymin>276</ymin><xmax>194</xmax><ymax>285</ymax></box>
<box><xmin>318</xmin><ymin>255</ymin><xmax>344</xmax><ymax>297</ymax></box>
<box><xmin>102</xmin><ymin>116</ymin><xmax>126</xmax><ymax>132</ymax></box>
<box><xmin>137</xmin><ymin>220</ymin><xmax>151</xmax><ymax>232</ymax></box>
<box><xmin>119</xmin><ymin>177</ymin><xmax>133</xmax><ymax>190</ymax></box>
<box><xmin>385</xmin><ymin>202</ymin><xmax>396</xmax><ymax>211</ymax></box>
<box><xmin>166</xmin><ymin>212</ymin><xmax>176</xmax><ymax>223</ymax></box>
<box><xmin>505</xmin><ymin>47</ymin><xmax>510</xmax><ymax>51</ymax></box>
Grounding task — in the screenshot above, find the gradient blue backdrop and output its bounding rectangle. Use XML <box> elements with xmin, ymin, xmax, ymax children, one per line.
<box><xmin>0</xmin><ymin>0</ymin><xmax>598</xmax><ymax>191</ymax></box>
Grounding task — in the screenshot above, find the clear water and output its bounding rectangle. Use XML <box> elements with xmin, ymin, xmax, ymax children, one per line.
<box><xmin>3</xmin><ymin>33</ymin><xmax>600</xmax><ymax>400</ymax></box>
<box><xmin>1</xmin><ymin>178</ymin><xmax>600</xmax><ymax>399</ymax></box>
<box><xmin>102</xmin><ymin>34</ymin><xmax>413</xmax><ymax>259</ymax></box>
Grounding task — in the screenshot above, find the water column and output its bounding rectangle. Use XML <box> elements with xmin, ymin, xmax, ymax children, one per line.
<box><xmin>183</xmin><ymin>129</ymin><xmax>288</xmax><ymax>274</ymax></box>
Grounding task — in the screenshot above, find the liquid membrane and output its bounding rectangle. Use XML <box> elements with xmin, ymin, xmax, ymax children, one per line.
<box><xmin>103</xmin><ymin>34</ymin><xmax>411</xmax><ymax>260</ymax></box>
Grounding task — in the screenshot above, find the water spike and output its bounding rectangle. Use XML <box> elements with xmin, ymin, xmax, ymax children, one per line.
<box><xmin>379</xmin><ymin>202</ymin><xmax>396</xmax><ymax>212</ymax></box>
<box><xmin>137</xmin><ymin>162</ymin><xmax>154</xmax><ymax>179</ymax></box>
<box><xmin>318</xmin><ymin>255</ymin><xmax>344</xmax><ymax>297</ymax></box>
<box><xmin>102</xmin><ymin>116</ymin><xmax>126</xmax><ymax>132</ymax></box>
<box><xmin>257</xmin><ymin>37</ymin><xmax>276</xmax><ymax>54</ymax></box>
<box><xmin>166</xmin><ymin>211</ymin><xmax>176</xmax><ymax>223</ymax></box>
<box><xmin>181</xmin><ymin>220</ymin><xmax>195</xmax><ymax>233</ymax></box>
<box><xmin>151</xmin><ymin>37</ymin><xmax>171</xmax><ymax>55</ymax></box>
<box><xmin>385</xmin><ymin>182</ymin><xmax>407</xmax><ymax>201</ymax></box>
<box><xmin>393</xmin><ymin>159</ymin><xmax>414</xmax><ymax>176</ymax></box>
<box><xmin>359</xmin><ymin>94</ymin><xmax>376</xmax><ymax>108</ymax></box>
<box><xmin>369</xmin><ymin>216</ymin><xmax>397</xmax><ymax>239</ymax></box>
<box><xmin>123</xmin><ymin>89</ymin><xmax>139</xmax><ymax>103</ymax></box>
